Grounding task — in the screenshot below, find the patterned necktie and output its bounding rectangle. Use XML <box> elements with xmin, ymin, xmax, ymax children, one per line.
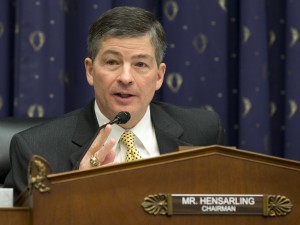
<box><xmin>120</xmin><ymin>130</ymin><xmax>142</xmax><ymax>162</ymax></box>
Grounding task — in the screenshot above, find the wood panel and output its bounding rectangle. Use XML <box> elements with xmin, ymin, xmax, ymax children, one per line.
<box><xmin>28</xmin><ymin>145</ymin><xmax>300</xmax><ymax>225</ymax></box>
<box><xmin>0</xmin><ymin>208</ymin><xmax>30</xmax><ymax>225</ymax></box>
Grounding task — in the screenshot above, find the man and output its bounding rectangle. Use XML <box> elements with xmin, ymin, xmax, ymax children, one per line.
<box><xmin>4</xmin><ymin>6</ymin><xmax>224</xmax><ymax>198</ymax></box>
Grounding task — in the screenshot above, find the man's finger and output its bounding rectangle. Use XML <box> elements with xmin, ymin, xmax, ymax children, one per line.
<box><xmin>99</xmin><ymin>139</ymin><xmax>116</xmax><ymax>165</ymax></box>
<box><xmin>88</xmin><ymin>124</ymin><xmax>112</xmax><ymax>156</ymax></box>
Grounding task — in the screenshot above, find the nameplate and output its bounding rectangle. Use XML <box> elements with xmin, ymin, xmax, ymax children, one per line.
<box><xmin>141</xmin><ymin>194</ymin><xmax>293</xmax><ymax>217</ymax></box>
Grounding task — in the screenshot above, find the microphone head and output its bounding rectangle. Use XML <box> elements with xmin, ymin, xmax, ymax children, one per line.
<box><xmin>115</xmin><ymin>111</ymin><xmax>131</xmax><ymax>124</ymax></box>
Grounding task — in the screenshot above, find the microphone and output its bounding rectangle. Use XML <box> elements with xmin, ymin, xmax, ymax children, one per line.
<box><xmin>99</xmin><ymin>111</ymin><xmax>131</xmax><ymax>129</ymax></box>
<box><xmin>109</xmin><ymin>111</ymin><xmax>131</xmax><ymax>125</ymax></box>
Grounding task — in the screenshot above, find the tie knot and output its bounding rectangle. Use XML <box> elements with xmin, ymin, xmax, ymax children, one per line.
<box><xmin>120</xmin><ymin>130</ymin><xmax>135</xmax><ymax>147</ymax></box>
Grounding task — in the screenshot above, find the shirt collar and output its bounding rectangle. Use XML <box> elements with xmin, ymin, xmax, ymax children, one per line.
<box><xmin>131</xmin><ymin>106</ymin><xmax>153</xmax><ymax>152</ymax></box>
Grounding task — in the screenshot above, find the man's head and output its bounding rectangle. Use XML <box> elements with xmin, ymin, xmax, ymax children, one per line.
<box><xmin>87</xmin><ymin>6</ymin><xmax>167</xmax><ymax>66</ymax></box>
<box><xmin>85</xmin><ymin>6</ymin><xmax>167</xmax><ymax>128</ymax></box>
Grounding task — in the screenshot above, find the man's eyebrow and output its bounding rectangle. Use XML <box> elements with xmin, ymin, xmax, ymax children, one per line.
<box><xmin>101</xmin><ymin>50</ymin><xmax>122</xmax><ymax>57</ymax></box>
<box><xmin>101</xmin><ymin>51</ymin><xmax>154</xmax><ymax>60</ymax></box>
<box><xmin>131</xmin><ymin>54</ymin><xmax>153</xmax><ymax>60</ymax></box>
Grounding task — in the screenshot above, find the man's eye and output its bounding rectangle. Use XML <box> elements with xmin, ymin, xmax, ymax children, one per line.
<box><xmin>136</xmin><ymin>62</ymin><xmax>147</xmax><ymax>67</ymax></box>
<box><xmin>106</xmin><ymin>60</ymin><xmax>118</xmax><ymax>65</ymax></box>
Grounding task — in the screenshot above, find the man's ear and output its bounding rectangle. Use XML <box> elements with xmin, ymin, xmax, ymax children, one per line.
<box><xmin>155</xmin><ymin>63</ymin><xmax>166</xmax><ymax>90</ymax></box>
<box><xmin>85</xmin><ymin>57</ymin><xmax>94</xmax><ymax>86</ymax></box>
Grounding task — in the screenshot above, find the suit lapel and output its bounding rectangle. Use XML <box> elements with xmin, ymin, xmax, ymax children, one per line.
<box><xmin>150</xmin><ymin>103</ymin><xmax>192</xmax><ymax>154</ymax></box>
<box><xmin>69</xmin><ymin>101</ymin><xmax>99</xmax><ymax>169</ymax></box>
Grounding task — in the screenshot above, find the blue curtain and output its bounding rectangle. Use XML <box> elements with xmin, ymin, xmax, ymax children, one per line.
<box><xmin>1</xmin><ymin>0</ymin><xmax>300</xmax><ymax>161</ymax></box>
<box><xmin>285</xmin><ymin>0</ymin><xmax>300</xmax><ymax>160</ymax></box>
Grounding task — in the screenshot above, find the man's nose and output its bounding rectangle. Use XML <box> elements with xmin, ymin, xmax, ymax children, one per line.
<box><xmin>118</xmin><ymin>65</ymin><xmax>133</xmax><ymax>84</ymax></box>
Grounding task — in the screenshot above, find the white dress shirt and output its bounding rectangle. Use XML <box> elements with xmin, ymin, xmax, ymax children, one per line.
<box><xmin>94</xmin><ymin>101</ymin><xmax>160</xmax><ymax>163</ymax></box>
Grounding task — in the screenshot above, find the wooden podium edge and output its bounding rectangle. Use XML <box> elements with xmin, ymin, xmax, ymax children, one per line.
<box><xmin>44</xmin><ymin>145</ymin><xmax>300</xmax><ymax>184</ymax></box>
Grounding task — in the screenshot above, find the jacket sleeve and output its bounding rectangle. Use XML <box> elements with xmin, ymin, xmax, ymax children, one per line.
<box><xmin>4</xmin><ymin>133</ymin><xmax>32</xmax><ymax>200</ymax></box>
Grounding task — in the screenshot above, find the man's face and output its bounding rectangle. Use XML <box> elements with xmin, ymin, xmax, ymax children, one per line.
<box><xmin>85</xmin><ymin>35</ymin><xmax>166</xmax><ymax>128</ymax></box>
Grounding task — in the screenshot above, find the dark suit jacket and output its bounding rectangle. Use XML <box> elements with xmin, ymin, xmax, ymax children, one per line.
<box><xmin>4</xmin><ymin>100</ymin><xmax>224</xmax><ymax>198</ymax></box>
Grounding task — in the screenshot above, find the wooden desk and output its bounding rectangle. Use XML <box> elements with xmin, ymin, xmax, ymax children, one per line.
<box><xmin>1</xmin><ymin>145</ymin><xmax>300</xmax><ymax>225</ymax></box>
<box><xmin>0</xmin><ymin>207</ymin><xmax>30</xmax><ymax>225</ymax></box>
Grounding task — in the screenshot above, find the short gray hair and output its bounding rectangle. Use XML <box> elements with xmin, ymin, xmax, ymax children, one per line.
<box><xmin>87</xmin><ymin>6</ymin><xmax>167</xmax><ymax>66</ymax></box>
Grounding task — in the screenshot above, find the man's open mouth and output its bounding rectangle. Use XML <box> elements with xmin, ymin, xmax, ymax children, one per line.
<box><xmin>116</xmin><ymin>93</ymin><xmax>133</xmax><ymax>98</ymax></box>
